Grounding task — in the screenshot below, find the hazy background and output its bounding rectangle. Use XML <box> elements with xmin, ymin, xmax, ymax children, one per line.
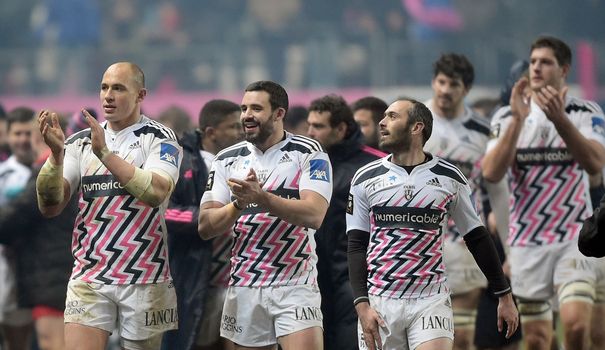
<box><xmin>1</xmin><ymin>0</ymin><xmax>603</xmax><ymax>116</ymax></box>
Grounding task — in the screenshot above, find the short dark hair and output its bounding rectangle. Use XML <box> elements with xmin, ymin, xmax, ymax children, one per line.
<box><xmin>433</xmin><ymin>53</ymin><xmax>475</xmax><ymax>89</ymax></box>
<box><xmin>7</xmin><ymin>107</ymin><xmax>35</xmax><ymax>131</ymax></box>
<box><xmin>351</xmin><ymin>96</ymin><xmax>388</xmax><ymax>125</ymax></box>
<box><xmin>531</xmin><ymin>36</ymin><xmax>572</xmax><ymax>67</ymax></box>
<box><xmin>395</xmin><ymin>97</ymin><xmax>433</xmax><ymax>144</ymax></box>
<box><xmin>244</xmin><ymin>81</ymin><xmax>289</xmax><ymax>114</ymax></box>
<box><xmin>199</xmin><ymin>99</ymin><xmax>240</xmax><ymax>130</ymax></box>
<box><xmin>284</xmin><ymin>105</ymin><xmax>308</xmax><ymax>130</ymax></box>
<box><xmin>309</xmin><ymin>94</ymin><xmax>357</xmax><ymax>139</ymax></box>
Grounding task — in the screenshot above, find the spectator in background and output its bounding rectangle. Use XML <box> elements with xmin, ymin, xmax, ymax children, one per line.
<box><xmin>157</xmin><ymin>105</ymin><xmax>193</xmax><ymax>139</ymax></box>
<box><xmin>0</xmin><ymin>111</ymin><xmax>75</xmax><ymax>350</ymax></box>
<box><xmin>351</xmin><ymin>96</ymin><xmax>388</xmax><ymax>149</ymax></box>
<box><xmin>306</xmin><ymin>94</ymin><xmax>385</xmax><ymax>350</ymax></box>
<box><xmin>162</xmin><ymin>99</ymin><xmax>242</xmax><ymax>350</ymax></box>
<box><xmin>284</xmin><ymin>105</ymin><xmax>309</xmax><ymax>135</ymax></box>
<box><xmin>65</xmin><ymin>108</ymin><xmax>97</xmax><ymax>137</ymax></box>
<box><xmin>0</xmin><ymin>107</ymin><xmax>37</xmax><ymax>350</ymax></box>
<box><xmin>0</xmin><ymin>104</ymin><xmax>9</xmax><ymax>161</ymax></box>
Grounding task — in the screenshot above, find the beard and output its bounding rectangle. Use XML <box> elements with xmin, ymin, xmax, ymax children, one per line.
<box><xmin>379</xmin><ymin>122</ymin><xmax>413</xmax><ymax>153</ymax></box>
<box><xmin>245</xmin><ymin>114</ymin><xmax>275</xmax><ymax>146</ymax></box>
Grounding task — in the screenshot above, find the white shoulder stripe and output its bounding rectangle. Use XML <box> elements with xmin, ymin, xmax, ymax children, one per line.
<box><xmin>291</xmin><ymin>135</ymin><xmax>323</xmax><ymax>152</ymax></box>
<box><xmin>437</xmin><ymin>159</ymin><xmax>467</xmax><ymax>179</ymax></box>
<box><xmin>351</xmin><ymin>159</ymin><xmax>383</xmax><ymax>184</ymax></box>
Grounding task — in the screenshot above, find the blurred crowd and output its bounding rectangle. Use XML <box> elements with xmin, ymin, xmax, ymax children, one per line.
<box><xmin>0</xmin><ymin>0</ymin><xmax>604</xmax><ymax>95</ymax></box>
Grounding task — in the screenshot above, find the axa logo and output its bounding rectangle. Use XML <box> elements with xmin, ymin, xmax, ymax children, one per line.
<box><xmin>160</xmin><ymin>143</ymin><xmax>179</xmax><ymax>167</ymax></box>
<box><xmin>309</xmin><ymin>159</ymin><xmax>330</xmax><ymax>182</ymax></box>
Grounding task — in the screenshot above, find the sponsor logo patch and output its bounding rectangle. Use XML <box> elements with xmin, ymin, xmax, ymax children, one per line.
<box><xmin>346</xmin><ymin>193</ymin><xmax>354</xmax><ymax>214</ymax></box>
<box><xmin>206</xmin><ymin>171</ymin><xmax>215</xmax><ymax>191</ymax></box>
<box><xmin>592</xmin><ymin>116</ymin><xmax>605</xmax><ymax>137</ymax></box>
<box><xmin>309</xmin><ymin>159</ymin><xmax>330</xmax><ymax>182</ymax></box>
<box><xmin>160</xmin><ymin>143</ymin><xmax>179</xmax><ymax>167</ymax></box>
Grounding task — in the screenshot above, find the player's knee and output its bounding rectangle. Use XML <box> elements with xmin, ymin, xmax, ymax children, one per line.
<box><xmin>524</xmin><ymin>332</ymin><xmax>551</xmax><ymax>350</ymax></box>
<box><xmin>452</xmin><ymin>329</ymin><xmax>473</xmax><ymax>349</ymax></box>
<box><xmin>557</xmin><ymin>280</ymin><xmax>595</xmax><ymax>306</ymax></box>
<box><xmin>121</xmin><ymin>333</ymin><xmax>163</xmax><ymax>350</ymax></box>
<box><xmin>517</xmin><ymin>299</ymin><xmax>552</xmax><ymax>322</ymax></box>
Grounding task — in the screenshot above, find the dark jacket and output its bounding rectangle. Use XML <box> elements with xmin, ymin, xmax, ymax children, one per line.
<box><xmin>162</xmin><ymin>131</ymin><xmax>212</xmax><ymax>350</ymax></box>
<box><xmin>0</xmin><ymin>166</ymin><xmax>77</xmax><ymax>310</ymax></box>
<box><xmin>314</xmin><ymin>128</ymin><xmax>385</xmax><ymax>350</ymax></box>
<box><xmin>579</xmin><ymin>193</ymin><xmax>605</xmax><ymax>258</ymax></box>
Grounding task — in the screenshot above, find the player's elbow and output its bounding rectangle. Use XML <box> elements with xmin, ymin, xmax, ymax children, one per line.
<box><xmin>305</xmin><ymin>213</ymin><xmax>326</xmax><ymax>230</ymax></box>
<box><xmin>482</xmin><ymin>166</ymin><xmax>504</xmax><ymax>183</ymax></box>
<box><xmin>197</xmin><ymin>222</ymin><xmax>214</xmax><ymax>240</ymax></box>
<box><xmin>38</xmin><ymin>204</ymin><xmax>61</xmax><ymax>218</ymax></box>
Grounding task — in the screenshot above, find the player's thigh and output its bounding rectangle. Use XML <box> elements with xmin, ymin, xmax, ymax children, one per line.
<box><xmin>509</xmin><ymin>246</ymin><xmax>557</xmax><ymax>300</ymax></box>
<box><xmin>416</xmin><ymin>337</ymin><xmax>453</xmax><ymax>350</ymax></box>
<box><xmin>35</xmin><ymin>315</ymin><xmax>65</xmax><ymax>350</ymax></box>
<box><xmin>221</xmin><ymin>286</ymin><xmax>276</xmax><ymax>348</ymax></box>
<box><xmin>64</xmin><ymin>323</ymin><xmax>109</xmax><ymax>350</ymax></box>
<box><xmin>116</xmin><ymin>281</ymin><xmax>177</xmax><ymax>346</ymax></box>
<box><xmin>272</xmin><ymin>284</ymin><xmax>323</xmax><ymax>340</ymax></box>
<box><xmin>278</xmin><ymin>326</ymin><xmax>323</xmax><ymax>350</ymax></box>
<box><xmin>407</xmin><ymin>293</ymin><xmax>454</xmax><ymax>350</ymax></box>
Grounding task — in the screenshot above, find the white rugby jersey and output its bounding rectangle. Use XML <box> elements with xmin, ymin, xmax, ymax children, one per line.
<box><xmin>346</xmin><ymin>155</ymin><xmax>482</xmax><ymax>299</ymax></box>
<box><xmin>424</xmin><ymin>101</ymin><xmax>490</xmax><ymax>241</ymax></box>
<box><xmin>488</xmin><ymin>97</ymin><xmax>605</xmax><ymax>247</ymax></box>
<box><xmin>63</xmin><ymin>115</ymin><xmax>182</xmax><ymax>284</ymax></box>
<box><xmin>200</xmin><ymin>132</ymin><xmax>333</xmax><ymax>287</ymax></box>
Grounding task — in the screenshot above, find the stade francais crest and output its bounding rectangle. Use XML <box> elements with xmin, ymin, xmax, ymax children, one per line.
<box><xmin>403</xmin><ymin>184</ymin><xmax>415</xmax><ymax>200</ymax></box>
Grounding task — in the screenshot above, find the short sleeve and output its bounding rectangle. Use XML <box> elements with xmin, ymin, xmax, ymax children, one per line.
<box><xmin>486</xmin><ymin>106</ymin><xmax>513</xmax><ymax>152</ymax></box>
<box><xmin>577</xmin><ymin>105</ymin><xmax>605</xmax><ymax>147</ymax></box>
<box><xmin>200</xmin><ymin>159</ymin><xmax>231</xmax><ymax>206</ymax></box>
<box><xmin>450</xmin><ymin>181</ymin><xmax>484</xmax><ymax>235</ymax></box>
<box><xmin>299</xmin><ymin>151</ymin><xmax>333</xmax><ymax>204</ymax></box>
<box><xmin>63</xmin><ymin>140</ymin><xmax>81</xmax><ymax>197</ymax></box>
<box><xmin>144</xmin><ymin>138</ymin><xmax>182</xmax><ymax>185</ymax></box>
<box><xmin>346</xmin><ymin>176</ymin><xmax>371</xmax><ymax>233</ymax></box>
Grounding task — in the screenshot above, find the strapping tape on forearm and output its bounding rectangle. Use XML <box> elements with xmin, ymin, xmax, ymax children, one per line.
<box><xmin>36</xmin><ymin>159</ymin><xmax>64</xmax><ymax>205</ymax></box>
<box><xmin>123</xmin><ymin>167</ymin><xmax>161</xmax><ymax>207</ymax></box>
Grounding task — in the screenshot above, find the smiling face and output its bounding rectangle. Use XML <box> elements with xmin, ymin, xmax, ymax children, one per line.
<box><xmin>240</xmin><ymin>90</ymin><xmax>283</xmax><ymax>149</ymax></box>
<box><xmin>100</xmin><ymin>63</ymin><xmax>146</xmax><ymax>130</ymax></box>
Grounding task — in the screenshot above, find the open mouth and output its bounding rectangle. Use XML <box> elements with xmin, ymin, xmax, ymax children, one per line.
<box><xmin>103</xmin><ymin>105</ymin><xmax>116</xmax><ymax>114</ymax></box>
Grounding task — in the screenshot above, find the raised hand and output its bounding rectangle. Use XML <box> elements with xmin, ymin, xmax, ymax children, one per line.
<box><xmin>38</xmin><ymin>110</ymin><xmax>65</xmax><ymax>156</ymax></box>
<box><xmin>227</xmin><ymin>168</ymin><xmax>266</xmax><ymax>208</ymax></box>
<box><xmin>83</xmin><ymin>109</ymin><xmax>110</xmax><ymax>160</ymax></box>
<box><xmin>535</xmin><ymin>85</ymin><xmax>568</xmax><ymax>124</ymax></box>
<box><xmin>510</xmin><ymin>77</ymin><xmax>530</xmax><ymax>123</ymax></box>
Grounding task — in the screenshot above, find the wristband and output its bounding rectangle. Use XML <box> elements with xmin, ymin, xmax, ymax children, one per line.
<box><xmin>353</xmin><ymin>296</ymin><xmax>370</xmax><ymax>306</ymax></box>
<box><xmin>99</xmin><ymin>146</ymin><xmax>112</xmax><ymax>161</ymax></box>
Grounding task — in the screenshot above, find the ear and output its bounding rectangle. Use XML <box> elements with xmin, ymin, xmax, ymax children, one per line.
<box><xmin>274</xmin><ymin>107</ymin><xmax>286</xmax><ymax>121</ymax></box>
<box><xmin>336</xmin><ymin>121</ymin><xmax>347</xmax><ymax>140</ymax></box>
<box><xmin>561</xmin><ymin>64</ymin><xmax>570</xmax><ymax>80</ymax></box>
<box><xmin>412</xmin><ymin>122</ymin><xmax>425</xmax><ymax>136</ymax></box>
<box><xmin>137</xmin><ymin>88</ymin><xmax>147</xmax><ymax>103</ymax></box>
<box><xmin>204</xmin><ymin>126</ymin><xmax>215</xmax><ymax>139</ymax></box>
